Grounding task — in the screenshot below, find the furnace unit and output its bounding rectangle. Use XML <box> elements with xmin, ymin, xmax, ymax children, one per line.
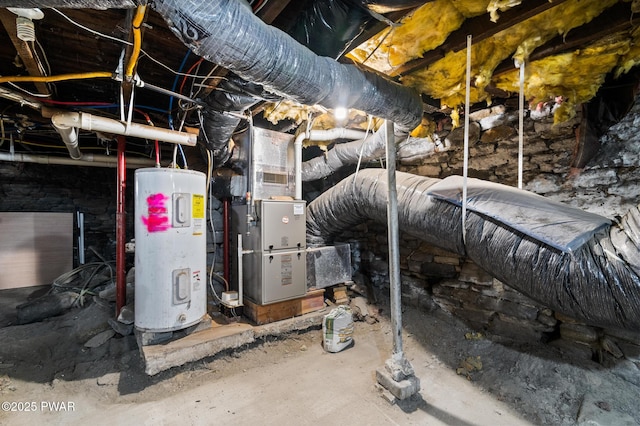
<box><xmin>231</xmin><ymin>127</ymin><xmax>307</xmax><ymax>306</ymax></box>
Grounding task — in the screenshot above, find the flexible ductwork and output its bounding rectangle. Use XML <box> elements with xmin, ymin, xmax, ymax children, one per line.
<box><xmin>301</xmin><ymin>128</ymin><xmax>450</xmax><ymax>181</ymax></box>
<box><xmin>307</xmin><ymin>169</ymin><xmax>640</xmax><ymax>331</ymax></box>
<box><xmin>152</xmin><ymin>0</ymin><xmax>423</xmax><ymax>134</ymax></box>
<box><xmin>199</xmin><ymin>74</ymin><xmax>280</xmax><ymax>166</ymax></box>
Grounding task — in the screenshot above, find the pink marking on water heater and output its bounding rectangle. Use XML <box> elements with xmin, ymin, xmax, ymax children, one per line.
<box><xmin>142</xmin><ymin>193</ymin><xmax>170</xmax><ymax>232</ymax></box>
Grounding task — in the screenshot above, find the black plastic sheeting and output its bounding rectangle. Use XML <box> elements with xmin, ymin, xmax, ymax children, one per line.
<box><xmin>288</xmin><ymin>0</ymin><xmax>372</xmax><ymax>59</ymax></box>
<box><xmin>153</xmin><ymin>0</ymin><xmax>423</xmax><ymax>132</ymax></box>
<box><xmin>306</xmin><ymin>169</ymin><xmax>640</xmax><ymax>330</ymax></box>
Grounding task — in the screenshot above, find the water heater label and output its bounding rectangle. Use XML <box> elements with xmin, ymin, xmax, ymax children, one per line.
<box><xmin>294</xmin><ymin>204</ymin><xmax>304</xmax><ymax>215</ymax></box>
<box><xmin>192</xmin><ymin>194</ymin><xmax>205</xmax><ymax>218</ymax></box>
<box><xmin>192</xmin><ymin>194</ymin><xmax>205</xmax><ymax>235</ymax></box>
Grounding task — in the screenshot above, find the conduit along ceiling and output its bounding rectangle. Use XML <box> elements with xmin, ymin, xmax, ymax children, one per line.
<box><xmin>0</xmin><ymin>0</ymin><xmax>639</xmax><ymax>171</ymax></box>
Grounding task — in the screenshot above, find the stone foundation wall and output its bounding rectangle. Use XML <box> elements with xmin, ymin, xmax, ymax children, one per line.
<box><xmin>338</xmin><ymin>101</ymin><xmax>640</xmax><ymax>369</ymax></box>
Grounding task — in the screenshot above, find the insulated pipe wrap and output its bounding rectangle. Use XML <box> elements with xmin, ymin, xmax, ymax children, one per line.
<box><xmin>152</xmin><ymin>0</ymin><xmax>423</xmax><ymax>133</ymax></box>
<box><xmin>307</xmin><ymin>169</ymin><xmax>640</xmax><ymax>330</ymax></box>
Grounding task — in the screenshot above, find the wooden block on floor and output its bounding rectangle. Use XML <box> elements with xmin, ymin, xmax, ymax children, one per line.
<box><xmin>244</xmin><ymin>288</ymin><xmax>325</xmax><ymax>325</ymax></box>
<box><xmin>328</xmin><ymin>284</ymin><xmax>349</xmax><ymax>304</ymax></box>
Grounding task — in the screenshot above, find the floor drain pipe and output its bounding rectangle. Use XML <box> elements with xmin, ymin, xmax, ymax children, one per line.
<box><xmin>376</xmin><ymin>120</ymin><xmax>420</xmax><ymax>401</ymax></box>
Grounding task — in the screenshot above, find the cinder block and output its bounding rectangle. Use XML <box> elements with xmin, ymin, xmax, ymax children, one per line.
<box><xmin>376</xmin><ymin>368</ymin><xmax>420</xmax><ymax>400</ymax></box>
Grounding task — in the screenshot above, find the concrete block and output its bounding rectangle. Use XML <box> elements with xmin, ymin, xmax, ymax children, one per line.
<box><xmin>376</xmin><ymin>368</ymin><xmax>420</xmax><ymax>400</ymax></box>
<box><xmin>141</xmin><ymin>323</ymin><xmax>255</xmax><ymax>375</ymax></box>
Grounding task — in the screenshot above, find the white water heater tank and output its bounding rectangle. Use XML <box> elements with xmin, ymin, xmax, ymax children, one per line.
<box><xmin>134</xmin><ymin>168</ymin><xmax>207</xmax><ymax>332</ymax></box>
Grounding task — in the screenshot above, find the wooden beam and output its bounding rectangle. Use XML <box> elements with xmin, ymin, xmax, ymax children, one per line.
<box><xmin>257</xmin><ymin>0</ymin><xmax>294</xmax><ymax>25</ymax></box>
<box><xmin>493</xmin><ymin>1</ymin><xmax>639</xmax><ymax>76</ymax></box>
<box><xmin>0</xmin><ymin>1</ymin><xmax>135</xmax><ymax>7</ymax></box>
<box><xmin>0</xmin><ymin>9</ymin><xmax>50</xmax><ymax>95</ymax></box>
<box><xmin>391</xmin><ymin>0</ymin><xmax>569</xmax><ymax>77</ymax></box>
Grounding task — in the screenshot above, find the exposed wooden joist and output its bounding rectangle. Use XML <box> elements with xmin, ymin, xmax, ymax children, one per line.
<box><xmin>0</xmin><ymin>9</ymin><xmax>50</xmax><ymax>95</ymax></box>
<box><xmin>0</xmin><ymin>1</ymin><xmax>135</xmax><ymax>7</ymax></box>
<box><xmin>391</xmin><ymin>0</ymin><xmax>569</xmax><ymax>77</ymax></box>
<box><xmin>493</xmin><ymin>1</ymin><xmax>640</xmax><ymax>76</ymax></box>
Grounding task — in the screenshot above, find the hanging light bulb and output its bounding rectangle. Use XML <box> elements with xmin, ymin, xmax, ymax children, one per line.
<box><xmin>7</xmin><ymin>8</ymin><xmax>44</xmax><ymax>42</ymax></box>
<box><xmin>334</xmin><ymin>107</ymin><xmax>348</xmax><ymax>122</ymax></box>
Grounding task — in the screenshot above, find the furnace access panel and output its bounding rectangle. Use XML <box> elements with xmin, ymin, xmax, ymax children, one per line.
<box><xmin>232</xmin><ymin>200</ymin><xmax>307</xmax><ymax>305</ymax></box>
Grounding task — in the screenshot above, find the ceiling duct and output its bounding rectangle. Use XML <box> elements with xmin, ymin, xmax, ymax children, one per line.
<box><xmin>152</xmin><ymin>0</ymin><xmax>423</xmax><ymax>144</ymax></box>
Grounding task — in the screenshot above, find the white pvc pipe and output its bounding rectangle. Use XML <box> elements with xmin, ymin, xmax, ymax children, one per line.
<box><xmin>51</xmin><ymin>118</ymin><xmax>82</xmax><ymax>159</ymax></box>
<box><xmin>294</xmin><ymin>128</ymin><xmax>367</xmax><ymax>200</ymax></box>
<box><xmin>0</xmin><ymin>151</ymin><xmax>156</xmax><ymax>168</ymax></box>
<box><xmin>51</xmin><ymin>111</ymin><xmax>198</xmax><ymax>146</ymax></box>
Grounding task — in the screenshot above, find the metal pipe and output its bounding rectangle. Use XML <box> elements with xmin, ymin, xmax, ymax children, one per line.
<box><xmin>139</xmin><ymin>80</ymin><xmax>206</xmax><ymax>107</ymax></box>
<box><xmin>223</xmin><ymin>198</ymin><xmax>230</xmax><ymax>285</ymax></box>
<box><xmin>116</xmin><ymin>136</ymin><xmax>127</xmax><ymax>316</ymax></box>
<box><xmin>384</xmin><ymin>120</ymin><xmax>403</xmax><ymax>358</ymax></box>
<box><xmin>51</xmin><ymin>111</ymin><xmax>197</xmax><ymax>146</ymax></box>
<box><xmin>77</xmin><ymin>211</ymin><xmax>85</xmax><ymax>265</ymax></box>
<box><xmin>237</xmin><ymin>233</ymin><xmax>244</xmax><ymax>307</ymax></box>
<box><xmin>0</xmin><ymin>151</ymin><xmax>158</xmax><ymax>168</ymax></box>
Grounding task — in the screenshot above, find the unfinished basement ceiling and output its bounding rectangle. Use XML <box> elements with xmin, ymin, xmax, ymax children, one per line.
<box><xmin>0</xmin><ymin>0</ymin><xmax>639</xmax><ymax>164</ymax></box>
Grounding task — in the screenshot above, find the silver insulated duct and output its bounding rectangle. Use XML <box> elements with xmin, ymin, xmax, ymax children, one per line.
<box><xmin>306</xmin><ymin>169</ymin><xmax>640</xmax><ymax>331</ymax></box>
<box><xmin>151</xmin><ymin>0</ymin><xmax>423</xmax><ymax>134</ymax></box>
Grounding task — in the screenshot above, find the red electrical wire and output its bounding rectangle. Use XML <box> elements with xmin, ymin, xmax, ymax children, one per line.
<box><xmin>178</xmin><ymin>58</ymin><xmax>204</xmax><ymax>95</ymax></box>
<box><xmin>252</xmin><ymin>0</ymin><xmax>265</xmax><ymax>12</ymax></box>
<box><xmin>137</xmin><ymin>109</ymin><xmax>161</xmax><ymax>167</ymax></box>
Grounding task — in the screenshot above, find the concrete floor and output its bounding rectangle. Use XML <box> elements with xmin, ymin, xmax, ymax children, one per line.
<box><xmin>2</xmin><ymin>286</ymin><xmax>637</xmax><ymax>425</ymax></box>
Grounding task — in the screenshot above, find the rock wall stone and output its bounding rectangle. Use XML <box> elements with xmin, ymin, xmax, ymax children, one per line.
<box><xmin>338</xmin><ymin>99</ymin><xmax>640</xmax><ymax>366</ymax></box>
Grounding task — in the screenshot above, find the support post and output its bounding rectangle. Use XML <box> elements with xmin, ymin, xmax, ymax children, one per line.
<box><xmin>116</xmin><ymin>135</ymin><xmax>127</xmax><ymax>316</ymax></box>
<box><xmin>376</xmin><ymin>120</ymin><xmax>420</xmax><ymax>401</ymax></box>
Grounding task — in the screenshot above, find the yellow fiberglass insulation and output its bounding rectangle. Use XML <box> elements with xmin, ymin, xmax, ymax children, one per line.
<box><xmin>494</xmin><ymin>34</ymin><xmax>632</xmax><ymax>123</ymax></box>
<box><xmin>262</xmin><ymin>100</ymin><xmax>373</xmax><ymax>131</ymax></box>
<box><xmin>487</xmin><ymin>0</ymin><xmax>523</xmax><ymax>23</ymax></box>
<box><xmin>615</xmin><ymin>26</ymin><xmax>640</xmax><ymax>78</ymax></box>
<box><xmin>450</xmin><ymin>0</ymin><xmax>492</xmax><ymax>17</ymax></box>
<box><xmin>347</xmin><ymin>0</ymin><xmax>480</xmax><ymax>72</ymax></box>
<box><xmin>401</xmin><ymin>0</ymin><xmax>617</xmax><ymax>112</ymax></box>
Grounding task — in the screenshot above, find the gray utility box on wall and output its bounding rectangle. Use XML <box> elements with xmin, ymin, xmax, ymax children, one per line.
<box><xmin>232</xmin><ymin>199</ymin><xmax>307</xmax><ymax>305</ymax></box>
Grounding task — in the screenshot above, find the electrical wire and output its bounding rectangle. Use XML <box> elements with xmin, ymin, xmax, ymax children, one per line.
<box><xmin>0</xmin><ymin>72</ymin><xmax>113</xmax><ymax>84</ymax></box>
<box><xmin>7</xmin><ymin>82</ymin><xmax>51</xmax><ymax>97</ymax></box>
<box><xmin>51</xmin><ymin>8</ymin><xmax>221</xmax><ymax>80</ymax></box>
<box><xmin>352</xmin><ymin>114</ymin><xmax>375</xmax><ymax>188</ymax></box>
<box><xmin>51</xmin><ymin>261</ymin><xmax>115</xmax><ymax>304</ymax></box>
<box><xmin>253</xmin><ymin>0</ymin><xmax>271</xmax><ymax>15</ymax></box>
<box><xmin>168</xmin><ymin>51</ymin><xmax>192</xmax><ymax>130</ymax></box>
